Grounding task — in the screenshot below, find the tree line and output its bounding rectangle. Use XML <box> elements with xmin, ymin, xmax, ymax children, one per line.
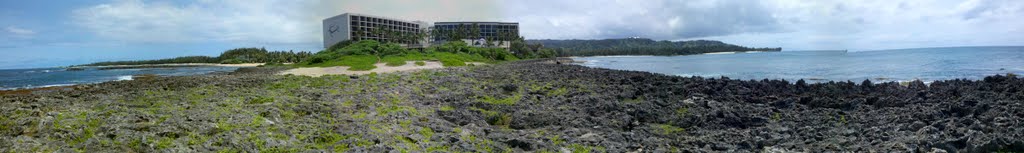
<box><xmin>528</xmin><ymin>38</ymin><xmax>782</xmax><ymax>56</ymax></box>
<box><xmin>344</xmin><ymin>23</ymin><xmax>555</xmax><ymax>59</ymax></box>
<box><xmin>79</xmin><ymin>48</ymin><xmax>313</xmax><ymax>66</ymax></box>
<box><xmin>431</xmin><ymin>23</ymin><xmax>519</xmax><ymax>46</ymax></box>
<box><xmin>351</xmin><ymin>23</ymin><xmax>521</xmax><ymax>48</ymax></box>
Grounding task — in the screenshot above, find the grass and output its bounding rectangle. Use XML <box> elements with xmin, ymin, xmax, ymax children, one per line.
<box><xmin>675</xmin><ymin>107</ymin><xmax>688</xmax><ymax>117</ymax></box>
<box><xmin>52</xmin><ymin>111</ymin><xmax>102</xmax><ymax>146</ymax></box>
<box><xmin>470</xmin><ymin>107</ymin><xmax>513</xmax><ymax>128</ymax></box>
<box><xmin>247</xmin><ymin>96</ymin><xmax>274</xmax><ymax>104</ymax></box>
<box><xmin>301</xmin><ymin>52</ymin><xmax>497</xmax><ymax>71</ymax></box>
<box><xmin>419</xmin><ymin>127</ymin><xmax>435</xmax><ymax>142</ymax></box>
<box><xmin>568</xmin><ymin>144</ymin><xmax>606</xmax><ymax>153</ymax></box>
<box><xmin>478</xmin><ymin>93</ymin><xmax>522</xmax><ymax>105</ymax></box>
<box><xmin>550</xmin><ymin>135</ymin><xmax>564</xmax><ymax>146</ymax></box>
<box><xmin>547</xmin><ymin>87</ymin><xmax>569</xmax><ymax>96</ymax></box>
<box><xmin>439</xmin><ymin>105</ymin><xmax>454</xmax><ymax>111</ymax></box>
<box><xmin>302</xmin><ymin>54</ymin><xmax>379</xmax><ymax>70</ymax></box>
<box><xmin>432</xmin><ymin>52</ymin><xmax>489</xmax><ymax>67</ymax></box>
<box><xmin>652</xmin><ymin>124</ymin><xmax>685</xmax><ymax>135</ymax></box>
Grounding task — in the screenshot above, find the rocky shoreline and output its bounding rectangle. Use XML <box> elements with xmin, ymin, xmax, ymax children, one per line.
<box><xmin>1</xmin><ymin>59</ymin><xmax>1022</xmax><ymax>152</ymax></box>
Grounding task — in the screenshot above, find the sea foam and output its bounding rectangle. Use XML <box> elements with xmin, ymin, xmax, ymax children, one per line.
<box><xmin>117</xmin><ymin>75</ymin><xmax>133</xmax><ymax>81</ymax></box>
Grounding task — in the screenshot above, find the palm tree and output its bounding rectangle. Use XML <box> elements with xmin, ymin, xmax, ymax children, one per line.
<box><xmin>469</xmin><ymin>23</ymin><xmax>481</xmax><ymax>40</ymax></box>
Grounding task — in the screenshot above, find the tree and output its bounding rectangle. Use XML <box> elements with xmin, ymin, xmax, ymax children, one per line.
<box><xmin>528</xmin><ymin>38</ymin><xmax>782</xmax><ymax>57</ymax></box>
<box><xmin>510</xmin><ymin>40</ymin><xmax>533</xmax><ymax>58</ymax></box>
<box><xmin>469</xmin><ymin>23</ymin><xmax>481</xmax><ymax>39</ymax></box>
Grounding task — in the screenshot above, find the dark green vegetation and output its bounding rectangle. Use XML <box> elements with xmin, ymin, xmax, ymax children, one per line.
<box><xmin>509</xmin><ymin>40</ymin><xmax>559</xmax><ymax>59</ymax></box>
<box><xmin>431</xmin><ymin>23</ymin><xmax>519</xmax><ymax>42</ymax></box>
<box><xmin>80</xmin><ymin>48</ymin><xmax>313</xmax><ymax>66</ymax></box>
<box><xmin>529</xmin><ymin>38</ymin><xmax>782</xmax><ymax>56</ymax></box>
<box><xmin>2</xmin><ymin>60</ymin><xmax>1024</xmax><ymax>152</ymax></box>
<box><xmin>301</xmin><ymin>40</ymin><xmax>520</xmax><ymax>70</ymax></box>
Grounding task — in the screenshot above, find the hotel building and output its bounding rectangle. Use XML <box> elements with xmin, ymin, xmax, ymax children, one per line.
<box><xmin>432</xmin><ymin>22</ymin><xmax>519</xmax><ymax>48</ymax></box>
<box><xmin>322</xmin><ymin>13</ymin><xmax>429</xmax><ymax>48</ymax></box>
<box><xmin>323</xmin><ymin>13</ymin><xmax>520</xmax><ymax>49</ymax></box>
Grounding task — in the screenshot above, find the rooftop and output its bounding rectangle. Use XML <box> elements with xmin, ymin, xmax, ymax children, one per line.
<box><xmin>325</xmin><ymin>13</ymin><xmax>425</xmax><ymax>24</ymax></box>
<box><xmin>434</xmin><ymin>21</ymin><xmax>518</xmax><ymax>25</ymax></box>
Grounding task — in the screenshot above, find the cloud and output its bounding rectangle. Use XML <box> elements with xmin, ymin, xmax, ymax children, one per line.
<box><xmin>71</xmin><ymin>0</ymin><xmax>501</xmax><ymax>45</ymax></box>
<box><xmin>308</xmin><ymin>0</ymin><xmax>502</xmax><ymax>22</ymax></box>
<box><xmin>5</xmin><ymin>26</ymin><xmax>35</xmax><ymax>36</ymax></box>
<box><xmin>501</xmin><ymin>0</ymin><xmax>1024</xmax><ymax>50</ymax></box>
<box><xmin>72</xmin><ymin>0</ymin><xmax>315</xmax><ymax>44</ymax></box>
<box><xmin>504</xmin><ymin>0</ymin><xmax>781</xmax><ymax>40</ymax></box>
<box><xmin>66</xmin><ymin>0</ymin><xmax>1024</xmax><ymax>50</ymax></box>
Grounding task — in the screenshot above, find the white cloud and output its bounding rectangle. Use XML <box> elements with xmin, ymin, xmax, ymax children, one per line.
<box><xmin>72</xmin><ymin>0</ymin><xmax>316</xmax><ymax>44</ymax></box>
<box><xmin>67</xmin><ymin>0</ymin><xmax>1024</xmax><ymax>50</ymax></box>
<box><xmin>504</xmin><ymin>0</ymin><xmax>780</xmax><ymax>40</ymax></box>
<box><xmin>71</xmin><ymin>0</ymin><xmax>501</xmax><ymax>45</ymax></box>
<box><xmin>505</xmin><ymin>0</ymin><xmax>1024</xmax><ymax>50</ymax></box>
<box><xmin>5</xmin><ymin>26</ymin><xmax>35</xmax><ymax>36</ymax></box>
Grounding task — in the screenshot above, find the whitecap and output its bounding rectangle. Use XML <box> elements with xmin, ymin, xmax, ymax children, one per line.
<box><xmin>38</xmin><ymin>84</ymin><xmax>76</xmax><ymax>88</ymax></box>
<box><xmin>117</xmin><ymin>75</ymin><xmax>133</xmax><ymax>81</ymax></box>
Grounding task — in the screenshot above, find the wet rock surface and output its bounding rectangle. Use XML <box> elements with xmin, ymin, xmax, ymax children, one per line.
<box><xmin>1</xmin><ymin>59</ymin><xmax>1023</xmax><ymax>152</ymax></box>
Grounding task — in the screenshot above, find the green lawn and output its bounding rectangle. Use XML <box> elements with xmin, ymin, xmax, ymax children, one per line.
<box><xmin>302</xmin><ymin>52</ymin><xmax>500</xmax><ymax>71</ymax></box>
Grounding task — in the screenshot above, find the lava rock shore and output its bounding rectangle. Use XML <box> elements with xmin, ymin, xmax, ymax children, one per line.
<box><xmin>1</xmin><ymin>59</ymin><xmax>1022</xmax><ymax>152</ymax></box>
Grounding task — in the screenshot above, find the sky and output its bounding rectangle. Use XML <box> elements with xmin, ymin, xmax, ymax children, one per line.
<box><xmin>0</xmin><ymin>0</ymin><xmax>1022</xmax><ymax>69</ymax></box>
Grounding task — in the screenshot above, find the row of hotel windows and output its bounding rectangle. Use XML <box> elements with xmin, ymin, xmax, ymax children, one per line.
<box><xmin>349</xmin><ymin>29</ymin><xmax>422</xmax><ymax>44</ymax></box>
<box><xmin>349</xmin><ymin>32</ymin><xmax>420</xmax><ymax>44</ymax></box>
<box><xmin>350</xmin><ymin>15</ymin><xmax>419</xmax><ymax>28</ymax></box>
<box><xmin>350</xmin><ymin>21</ymin><xmax>419</xmax><ymax>29</ymax></box>
<box><xmin>350</xmin><ymin>24</ymin><xmax>421</xmax><ymax>33</ymax></box>
<box><xmin>435</xmin><ymin>24</ymin><xmax>518</xmax><ymax>30</ymax></box>
<box><xmin>435</xmin><ymin>29</ymin><xmax>518</xmax><ymax>33</ymax></box>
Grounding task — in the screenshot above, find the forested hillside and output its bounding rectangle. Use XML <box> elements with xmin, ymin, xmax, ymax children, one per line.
<box><xmin>80</xmin><ymin>48</ymin><xmax>313</xmax><ymax>66</ymax></box>
<box><xmin>528</xmin><ymin>38</ymin><xmax>781</xmax><ymax>56</ymax></box>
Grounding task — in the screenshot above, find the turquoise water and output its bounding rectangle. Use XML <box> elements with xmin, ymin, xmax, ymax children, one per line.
<box><xmin>0</xmin><ymin>66</ymin><xmax>241</xmax><ymax>90</ymax></box>
<box><xmin>574</xmin><ymin>46</ymin><xmax>1024</xmax><ymax>83</ymax></box>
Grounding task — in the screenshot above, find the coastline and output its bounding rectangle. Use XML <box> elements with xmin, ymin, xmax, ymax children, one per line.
<box><xmin>1</xmin><ymin>59</ymin><xmax>1022</xmax><ymax>152</ymax></box>
<box><xmin>71</xmin><ymin>63</ymin><xmax>264</xmax><ymax>70</ymax></box>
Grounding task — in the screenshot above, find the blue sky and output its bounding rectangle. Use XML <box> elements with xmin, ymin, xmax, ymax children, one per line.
<box><xmin>1</xmin><ymin>0</ymin><xmax>1022</xmax><ymax>69</ymax></box>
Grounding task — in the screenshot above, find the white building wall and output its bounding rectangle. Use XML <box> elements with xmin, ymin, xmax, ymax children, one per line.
<box><xmin>322</xmin><ymin>14</ymin><xmax>351</xmax><ymax>48</ymax></box>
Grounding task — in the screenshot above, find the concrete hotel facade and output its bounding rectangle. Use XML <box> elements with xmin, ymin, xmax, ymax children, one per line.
<box><xmin>432</xmin><ymin>22</ymin><xmax>520</xmax><ymax>41</ymax></box>
<box><xmin>432</xmin><ymin>22</ymin><xmax>519</xmax><ymax>48</ymax></box>
<box><xmin>322</xmin><ymin>13</ymin><xmax>428</xmax><ymax>48</ymax></box>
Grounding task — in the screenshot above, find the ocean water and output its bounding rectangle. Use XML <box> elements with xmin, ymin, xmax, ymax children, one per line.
<box><xmin>574</xmin><ymin>46</ymin><xmax>1024</xmax><ymax>83</ymax></box>
<box><xmin>0</xmin><ymin>66</ymin><xmax>242</xmax><ymax>90</ymax></box>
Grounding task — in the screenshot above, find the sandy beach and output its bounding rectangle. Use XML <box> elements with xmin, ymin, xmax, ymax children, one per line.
<box><xmin>279</xmin><ymin>61</ymin><xmax>444</xmax><ymax>76</ymax></box>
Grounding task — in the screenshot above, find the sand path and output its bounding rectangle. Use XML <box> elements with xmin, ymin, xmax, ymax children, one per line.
<box><xmin>279</xmin><ymin>61</ymin><xmax>458</xmax><ymax>76</ymax></box>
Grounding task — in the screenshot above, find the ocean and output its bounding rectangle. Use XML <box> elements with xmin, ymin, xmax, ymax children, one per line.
<box><xmin>0</xmin><ymin>66</ymin><xmax>242</xmax><ymax>90</ymax></box>
<box><xmin>573</xmin><ymin>46</ymin><xmax>1024</xmax><ymax>83</ymax></box>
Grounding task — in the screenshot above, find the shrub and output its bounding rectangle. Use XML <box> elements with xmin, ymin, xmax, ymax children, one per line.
<box><xmin>299</xmin><ymin>40</ymin><xmax>521</xmax><ymax>70</ymax></box>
